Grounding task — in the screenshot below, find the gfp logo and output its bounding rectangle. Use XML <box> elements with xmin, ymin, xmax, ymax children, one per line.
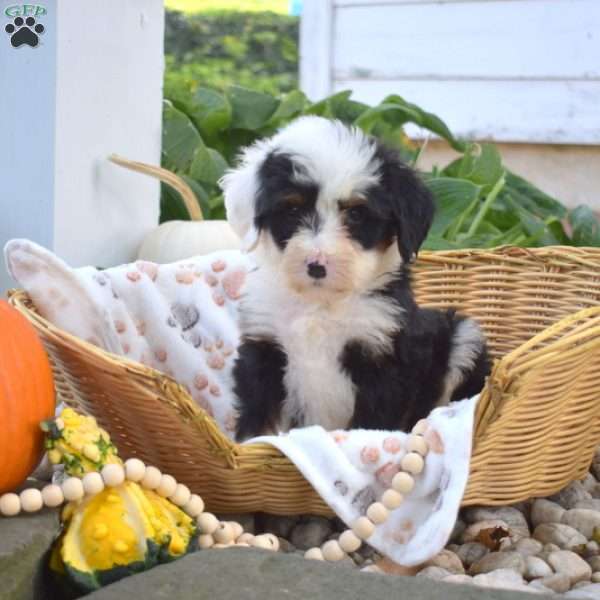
<box><xmin>4</xmin><ymin>4</ymin><xmax>46</xmax><ymax>48</ymax></box>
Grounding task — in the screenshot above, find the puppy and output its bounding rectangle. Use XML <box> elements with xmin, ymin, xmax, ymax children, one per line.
<box><xmin>220</xmin><ymin>116</ymin><xmax>490</xmax><ymax>441</ymax></box>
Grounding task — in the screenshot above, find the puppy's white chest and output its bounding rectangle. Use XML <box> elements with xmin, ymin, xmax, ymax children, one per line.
<box><xmin>279</xmin><ymin>310</ymin><xmax>356</xmax><ymax>430</ymax></box>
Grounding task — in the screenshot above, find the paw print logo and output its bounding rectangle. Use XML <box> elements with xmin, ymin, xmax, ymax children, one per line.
<box><xmin>5</xmin><ymin>17</ymin><xmax>45</xmax><ymax>48</ymax></box>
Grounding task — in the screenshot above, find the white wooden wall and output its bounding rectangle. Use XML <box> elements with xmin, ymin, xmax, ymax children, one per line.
<box><xmin>300</xmin><ymin>0</ymin><xmax>600</xmax><ymax>144</ymax></box>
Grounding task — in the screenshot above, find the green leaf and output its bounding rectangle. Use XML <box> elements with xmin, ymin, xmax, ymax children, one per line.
<box><xmin>380</xmin><ymin>95</ymin><xmax>465</xmax><ymax>152</ymax></box>
<box><xmin>162</xmin><ymin>100</ymin><xmax>203</xmax><ymax>172</ymax></box>
<box><xmin>190</xmin><ymin>146</ymin><xmax>228</xmax><ymax>186</ymax></box>
<box><xmin>421</xmin><ymin>237</ymin><xmax>464</xmax><ymax>251</ymax></box>
<box><xmin>504</xmin><ymin>171</ymin><xmax>567</xmax><ymax>220</ymax></box>
<box><xmin>304</xmin><ymin>90</ymin><xmax>353</xmax><ymax>118</ymax></box>
<box><xmin>227</xmin><ymin>85</ymin><xmax>280</xmax><ymax>130</ymax></box>
<box><xmin>444</xmin><ymin>143</ymin><xmax>504</xmax><ymax>189</ymax></box>
<box><xmin>189</xmin><ymin>87</ymin><xmax>232</xmax><ymax>138</ymax></box>
<box><xmin>425</xmin><ymin>177</ymin><xmax>482</xmax><ymax>238</ymax></box>
<box><xmin>569</xmin><ymin>205</ymin><xmax>600</xmax><ymax>246</ymax></box>
<box><xmin>268</xmin><ymin>89</ymin><xmax>309</xmax><ymax>124</ymax></box>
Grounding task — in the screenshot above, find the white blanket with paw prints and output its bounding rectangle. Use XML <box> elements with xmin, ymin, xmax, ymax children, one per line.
<box><xmin>5</xmin><ymin>239</ymin><xmax>477</xmax><ymax>566</ymax></box>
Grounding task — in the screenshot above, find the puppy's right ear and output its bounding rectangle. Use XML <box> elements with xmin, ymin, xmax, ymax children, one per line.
<box><xmin>220</xmin><ymin>149</ymin><xmax>262</xmax><ymax>252</ymax></box>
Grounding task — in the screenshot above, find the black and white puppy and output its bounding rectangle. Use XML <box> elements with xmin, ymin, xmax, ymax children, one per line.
<box><xmin>220</xmin><ymin>116</ymin><xmax>490</xmax><ymax>441</ymax></box>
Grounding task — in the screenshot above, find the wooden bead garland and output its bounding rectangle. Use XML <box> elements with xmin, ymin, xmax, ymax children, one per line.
<box><xmin>0</xmin><ymin>418</ymin><xmax>432</xmax><ymax>568</ymax></box>
<box><xmin>303</xmin><ymin>421</ymin><xmax>430</xmax><ymax>563</ymax></box>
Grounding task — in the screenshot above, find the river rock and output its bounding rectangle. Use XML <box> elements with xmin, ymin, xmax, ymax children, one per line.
<box><xmin>424</xmin><ymin>549</ymin><xmax>464</xmax><ymax>574</ymax></box>
<box><xmin>462</xmin><ymin>507</ymin><xmax>529</xmax><ymax>540</ymax></box>
<box><xmin>550</xmin><ymin>482</ymin><xmax>593</xmax><ymax>510</ymax></box>
<box><xmin>514</xmin><ymin>537</ymin><xmax>543</xmax><ymax>557</ymax></box>
<box><xmin>565</xmin><ymin>583</ymin><xmax>600</xmax><ymax>598</ymax></box>
<box><xmin>469</xmin><ymin>551</ymin><xmax>525</xmax><ymax>576</ymax></box>
<box><xmin>562</xmin><ymin>509</ymin><xmax>600</xmax><ymax>539</ymax></box>
<box><xmin>289</xmin><ymin>517</ymin><xmax>333</xmax><ymax>550</ymax></box>
<box><xmin>533</xmin><ymin>523</ymin><xmax>587</xmax><ymax>549</ymax></box>
<box><xmin>531</xmin><ymin>498</ymin><xmax>566</xmax><ymax>528</ymax></box>
<box><xmin>455</xmin><ymin>542</ymin><xmax>488</xmax><ymax>567</ymax></box>
<box><xmin>524</xmin><ymin>555</ymin><xmax>553</xmax><ymax>580</ymax></box>
<box><xmin>548</xmin><ymin>550</ymin><xmax>592</xmax><ymax>585</ymax></box>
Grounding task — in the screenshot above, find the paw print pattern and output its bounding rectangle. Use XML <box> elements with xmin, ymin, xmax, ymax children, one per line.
<box><xmin>5</xmin><ymin>17</ymin><xmax>44</xmax><ymax>48</ymax></box>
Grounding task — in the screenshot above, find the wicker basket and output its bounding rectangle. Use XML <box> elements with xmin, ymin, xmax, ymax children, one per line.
<box><xmin>9</xmin><ymin>245</ymin><xmax>600</xmax><ymax>516</ymax></box>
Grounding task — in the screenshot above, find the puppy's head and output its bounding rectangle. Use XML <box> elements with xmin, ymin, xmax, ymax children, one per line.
<box><xmin>220</xmin><ymin>116</ymin><xmax>434</xmax><ymax>300</ymax></box>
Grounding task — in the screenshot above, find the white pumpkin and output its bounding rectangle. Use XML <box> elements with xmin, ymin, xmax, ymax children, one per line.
<box><xmin>138</xmin><ymin>220</ymin><xmax>240</xmax><ymax>263</ymax></box>
<box><xmin>109</xmin><ymin>154</ymin><xmax>241</xmax><ymax>263</ymax></box>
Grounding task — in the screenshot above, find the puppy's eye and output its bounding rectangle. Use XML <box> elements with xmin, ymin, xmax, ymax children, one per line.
<box><xmin>344</xmin><ymin>206</ymin><xmax>364</xmax><ymax>222</ymax></box>
<box><xmin>283</xmin><ymin>194</ymin><xmax>304</xmax><ymax>208</ymax></box>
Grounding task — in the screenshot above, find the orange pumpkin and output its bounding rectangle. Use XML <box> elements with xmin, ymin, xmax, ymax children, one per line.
<box><xmin>0</xmin><ymin>300</ymin><xmax>55</xmax><ymax>493</ymax></box>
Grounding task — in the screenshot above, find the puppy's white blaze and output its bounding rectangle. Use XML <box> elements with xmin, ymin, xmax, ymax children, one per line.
<box><xmin>439</xmin><ymin>318</ymin><xmax>485</xmax><ymax>405</ymax></box>
<box><xmin>220</xmin><ymin>116</ymin><xmax>382</xmax><ymax>252</ymax></box>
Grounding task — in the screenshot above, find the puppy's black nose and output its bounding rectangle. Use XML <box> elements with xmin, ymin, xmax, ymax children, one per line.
<box><xmin>307</xmin><ymin>262</ymin><xmax>327</xmax><ymax>279</ymax></box>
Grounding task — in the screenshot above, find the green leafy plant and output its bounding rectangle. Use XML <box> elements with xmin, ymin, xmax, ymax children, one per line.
<box><xmin>161</xmin><ymin>84</ymin><xmax>599</xmax><ymax>249</ymax></box>
<box><xmin>164</xmin><ymin>10</ymin><xmax>298</xmax><ymax>100</ymax></box>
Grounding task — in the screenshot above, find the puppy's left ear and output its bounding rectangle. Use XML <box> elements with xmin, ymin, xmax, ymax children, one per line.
<box><xmin>219</xmin><ymin>149</ymin><xmax>262</xmax><ymax>252</ymax></box>
<box><xmin>377</xmin><ymin>147</ymin><xmax>435</xmax><ymax>263</ymax></box>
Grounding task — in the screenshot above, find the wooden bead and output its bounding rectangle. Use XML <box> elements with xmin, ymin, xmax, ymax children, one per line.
<box><xmin>42</xmin><ymin>484</ymin><xmax>64</xmax><ymax>508</ymax></box>
<box><xmin>183</xmin><ymin>494</ymin><xmax>204</xmax><ymax>518</ymax></box>
<box><xmin>82</xmin><ymin>472</ymin><xmax>105</xmax><ymax>496</ymax></box>
<box><xmin>406</xmin><ymin>435</ymin><xmax>429</xmax><ymax>456</ymax></box>
<box><xmin>237</xmin><ymin>532</ymin><xmax>255</xmax><ymax>545</ymax></box>
<box><xmin>366</xmin><ymin>502</ymin><xmax>389</xmax><ymax>524</ymax></box>
<box><xmin>169</xmin><ymin>484</ymin><xmax>191</xmax><ymax>507</ymax></box>
<box><xmin>20</xmin><ymin>489</ymin><xmax>43</xmax><ymax>513</ymax></box>
<box><xmin>262</xmin><ymin>533</ymin><xmax>279</xmax><ymax>551</ymax></box>
<box><xmin>382</xmin><ymin>489</ymin><xmax>403</xmax><ymax>510</ymax></box>
<box><xmin>124</xmin><ymin>458</ymin><xmax>146</xmax><ymax>482</ymax></box>
<box><xmin>352</xmin><ymin>516</ymin><xmax>375</xmax><ymax>540</ymax></box>
<box><xmin>141</xmin><ymin>466</ymin><xmax>162</xmax><ymax>490</ymax></box>
<box><xmin>400</xmin><ymin>452</ymin><xmax>424</xmax><ymax>475</ymax></box>
<box><xmin>55</xmin><ymin>417</ymin><xmax>65</xmax><ymax>431</ymax></box>
<box><xmin>101</xmin><ymin>464</ymin><xmax>125</xmax><ymax>487</ymax></box>
<box><xmin>412</xmin><ymin>419</ymin><xmax>428</xmax><ymax>435</ymax></box>
<box><xmin>236</xmin><ymin>542</ymin><xmax>250</xmax><ymax>547</ymax></box>
<box><xmin>0</xmin><ymin>493</ymin><xmax>21</xmax><ymax>516</ymax></box>
<box><xmin>250</xmin><ymin>534</ymin><xmax>273</xmax><ymax>550</ymax></box>
<box><xmin>227</xmin><ymin>521</ymin><xmax>244</xmax><ymax>541</ymax></box>
<box><xmin>304</xmin><ymin>547</ymin><xmax>324</xmax><ymax>561</ymax></box>
<box><xmin>62</xmin><ymin>477</ymin><xmax>85</xmax><ymax>502</ymax></box>
<box><xmin>156</xmin><ymin>474</ymin><xmax>177</xmax><ymax>498</ymax></box>
<box><xmin>213</xmin><ymin>522</ymin><xmax>234</xmax><ymax>544</ymax></box>
<box><xmin>197</xmin><ymin>512</ymin><xmax>219</xmax><ymax>535</ymax></box>
<box><xmin>213</xmin><ymin>543</ymin><xmax>231</xmax><ymax>549</ymax></box>
<box><xmin>322</xmin><ymin>540</ymin><xmax>345</xmax><ymax>562</ymax></box>
<box><xmin>392</xmin><ymin>472</ymin><xmax>415</xmax><ymax>494</ymax></box>
<box><xmin>198</xmin><ymin>534</ymin><xmax>214</xmax><ymax>548</ymax></box>
<box><xmin>338</xmin><ymin>530</ymin><xmax>362</xmax><ymax>553</ymax></box>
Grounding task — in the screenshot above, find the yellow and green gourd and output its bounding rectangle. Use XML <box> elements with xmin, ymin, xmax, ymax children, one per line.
<box><xmin>45</xmin><ymin>409</ymin><xmax>197</xmax><ymax>593</ymax></box>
